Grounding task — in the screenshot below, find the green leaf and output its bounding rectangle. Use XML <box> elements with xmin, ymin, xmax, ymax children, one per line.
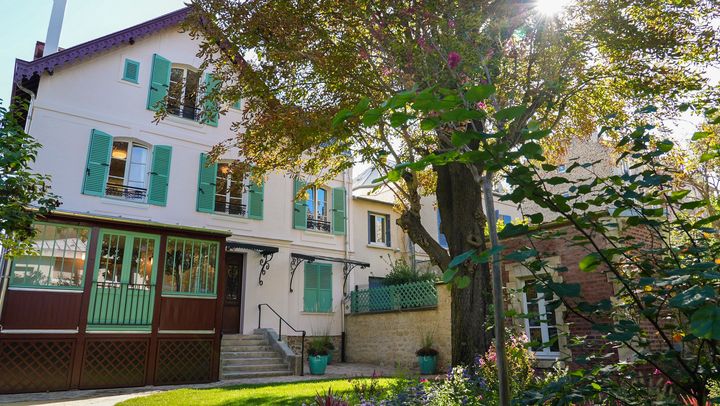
<box><xmin>498</xmin><ymin>223</ymin><xmax>530</xmax><ymax>238</ymax></box>
<box><xmin>448</xmin><ymin>250</ymin><xmax>475</xmax><ymax>268</ymax></box>
<box><xmin>579</xmin><ymin>253</ymin><xmax>602</xmax><ymax>272</ymax></box>
<box><xmin>472</xmin><ymin>245</ymin><xmax>504</xmax><ymax>264</ymax></box>
<box><xmin>455</xmin><ymin>275</ymin><xmax>471</xmax><ymax>289</ymax></box>
<box><xmin>504</xmin><ymin>249</ymin><xmax>537</xmax><ymax>262</ymax></box>
<box><xmin>668</xmin><ymin>190</ymin><xmax>691</xmax><ymax>202</ymax></box>
<box><xmin>690</xmin><ymin>304</ymin><xmax>720</xmax><ymax>340</ymax></box>
<box><xmin>451</xmin><ymin>131</ymin><xmax>475</xmax><ymax>147</ymax></box>
<box><xmin>420</xmin><ymin>117</ymin><xmax>440</xmax><ymax>131</ymax></box>
<box><xmin>389</xmin><ymin>112</ymin><xmax>415</xmax><ymax>127</ymax></box>
<box><xmin>442</xmin><ymin>268</ymin><xmax>459</xmax><ymax>284</ymax></box>
<box><xmin>528</xmin><ymin>213</ymin><xmax>544</xmax><ymax>224</ymax></box>
<box><xmin>591</xmin><ymin>383</ymin><xmax>602</xmax><ymax>391</ymax></box>
<box><xmin>669</xmin><ymin>286</ymin><xmax>716</xmax><ymax>309</ymax></box>
<box><xmin>692</xmin><ymin>131</ymin><xmax>709</xmax><ymax>141</ymax></box>
<box><xmin>332</xmin><ymin>108</ymin><xmax>353</xmax><ymax>128</ymax></box>
<box><xmin>361</xmin><ymin>108</ymin><xmax>384</xmax><ymax>127</ymax></box>
<box><xmin>700</xmin><ymin>152</ymin><xmax>717</xmax><ymax>163</ymax></box>
<box><xmin>548</xmin><ymin>281</ymin><xmax>581</xmax><ymax>298</ymax></box>
<box><xmin>466</xmin><ymin>84</ymin><xmax>496</xmax><ymax>103</ymax></box>
<box><xmin>638</xmin><ymin>105</ymin><xmax>657</xmax><ymax>114</ymax></box>
<box><xmin>494</xmin><ymin>106</ymin><xmax>527</xmax><ymax>122</ymax></box>
<box><xmin>386</xmin><ymin>169</ymin><xmax>401</xmax><ymax>182</ymax></box>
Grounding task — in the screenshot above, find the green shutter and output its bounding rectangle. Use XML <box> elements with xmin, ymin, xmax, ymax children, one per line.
<box><xmin>196</xmin><ymin>153</ymin><xmax>217</xmax><ymax>213</ymax></box>
<box><xmin>122</xmin><ymin>59</ymin><xmax>140</xmax><ymax>83</ymax></box>
<box><xmin>203</xmin><ymin>73</ymin><xmax>219</xmax><ymax>127</ymax></box>
<box><xmin>293</xmin><ymin>179</ymin><xmax>307</xmax><ymax>230</ymax></box>
<box><xmin>82</xmin><ymin>129</ymin><xmax>113</xmax><ymax>196</ymax></box>
<box><xmin>147</xmin><ymin>54</ymin><xmax>171</xmax><ymax>111</ymax></box>
<box><xmin>247</xmin><ymin>176</ymin><xmax>264</xmax><ymax>220</ymax></box>
<box><xmin>317</xmin><ymin>263</ymin><xmax>333</xmax><ymax>312</ymax></box>
<box><xmin>332</xmin><ymin>187</ymin><xmax>346</xmax><ymax>235</ymax></box>
<box><xmin>385</xmin><ymin>215</ymin><xmax>392</xmax><ymax>247</ymax></box>
<box><xmin>147</xmin><ymin>145</ymin><xmax>172</xmax><ymax>206</ymax></box>
<box><xmin>303</xmin><ymin>263</ymin><xmax>318</xmax><ymax>312</ymax></box>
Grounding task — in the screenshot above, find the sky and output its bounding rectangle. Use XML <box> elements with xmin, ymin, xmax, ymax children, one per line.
<box><xmin>0</xmin><ymin>0</ymin><xmax>187</xmax><ymax>108</ymax></box>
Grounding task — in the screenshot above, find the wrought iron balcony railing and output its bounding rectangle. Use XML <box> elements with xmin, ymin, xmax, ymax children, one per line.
<box><xmin>167</xmin><ymin>103</ymin><xmax>200</xmax><ymax>121</ymax></box>
<box><xmin>307</xmin><ymin>216</ymin><xmax>331</xmax><ymax>232</ymax></box>
<box><xmin>105</xmin><ymin>184</ymin><xmax>147</xmax><ymax>200</ymax></box>
<box><xmin>214</xmin><ymin>200</ymin><xmax>247</xmax><ymax>216</ymax></box>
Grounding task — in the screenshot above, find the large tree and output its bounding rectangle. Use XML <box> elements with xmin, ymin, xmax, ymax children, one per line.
<box><xmin>185</xmin><ymin>0</ymin><xmax>719</xmax><ymax>364</ymax></box>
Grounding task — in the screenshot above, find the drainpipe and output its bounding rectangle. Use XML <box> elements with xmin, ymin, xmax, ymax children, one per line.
<box><xmin>341</xmin><ymin>168</ymin><xmax>351</xmax><ymax>362</ymax></box>
<box><xmin>15</xmin><ymin>82</ymin><xmax>37</xmax><ymax>134</ymax></box>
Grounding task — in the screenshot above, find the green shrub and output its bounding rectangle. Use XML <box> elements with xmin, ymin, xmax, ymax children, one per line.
<box><xmin>382</xmin><ymin>257</ymin><xmax>437</xmax><ymax>286</ymax></box>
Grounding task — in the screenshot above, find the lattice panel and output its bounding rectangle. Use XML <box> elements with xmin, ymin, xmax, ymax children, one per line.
<box><xmin>351</xmin><ymin>281</ymin><xmax>438</xmax><ymax>313</ymax></box>
<box><xmin>155</xmin><ymin>339</ymin><xmax>213</xmax><ymax>384</ymax></box>
<box><xmin>0</xmin><ymin>339</ymin><xmax>74</xmax><ymax>393</ymax></box>
<box><xmin>80</xmin><ymin>339</ymin><xmax>148</xmax><ymax>389</ymax></box>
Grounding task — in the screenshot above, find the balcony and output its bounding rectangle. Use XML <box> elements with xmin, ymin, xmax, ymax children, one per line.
<box><xmin>214</xmin><ymin>200</ymin><xmax>247</xmax><ymax>216</ymax></box>
<box><xmin>105</xmin><ymin>184</ymin><xmax>147</xmax><ymax>201</ymax></box>
<box><xmin>167</xmin><ymin>103</ymin><xmax>200</xmax><ymax>121</ymax></box>
<box><xmin>307</xmin><ymin>216</ymin><xmax>331</xmax><ymax>232</ymax></box>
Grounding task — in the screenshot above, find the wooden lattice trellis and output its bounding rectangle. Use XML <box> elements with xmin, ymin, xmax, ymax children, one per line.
<box><xmin>80</xmin><ymin>339</ymin><xmax>148</xmax><ymax>389</ymax></box>
<box><xmin>0</xmin><ymin>339</ymin><xmax>74</xmax><ymax>393</ymax></box>
<box><xmin>155</xmin><ymin>339</ymin><xmax>213</xmax><ymax>384</ymax></box>
<box><xmin>350</xmin><ymin>281</ymin><xmax>438</xmax><ymax>313</ymax></box>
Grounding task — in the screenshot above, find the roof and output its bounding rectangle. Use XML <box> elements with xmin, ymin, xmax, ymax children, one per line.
<box><xmin>13</xmin><ymin>7</ymin><xmax>191</xmax><ymax>84</ymax></box>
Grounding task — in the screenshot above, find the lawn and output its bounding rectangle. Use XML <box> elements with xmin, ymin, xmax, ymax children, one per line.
<box><xmin>118</xmin><ymin>378</ymin><xmax>400</xmax><ymax>406</ymax></box>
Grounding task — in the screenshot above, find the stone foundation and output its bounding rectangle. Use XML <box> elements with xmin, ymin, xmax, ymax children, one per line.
<box><xmin>283</xmin><ymin>334</ymin><xmax>342</xmax><ymax>363</ymax></box>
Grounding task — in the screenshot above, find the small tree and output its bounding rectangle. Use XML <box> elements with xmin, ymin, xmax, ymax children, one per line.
<box><xmin>0</xmin><ymin>101</ymin><xmax>60</xmax><ymax>258</ymax></box>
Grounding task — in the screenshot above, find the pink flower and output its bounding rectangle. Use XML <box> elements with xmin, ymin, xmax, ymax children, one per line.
<box><xmin>448</xmin><ymin>19</ymin><xmax>456</xmax><ymax>29</ymax></box>
<box><xmin>653</xmin><ymin>369</ymin><xmax>661</xmax><ymax>376</ymax></box>
<box><xmin>447</xmin><ymin>51</ymin><xmax>461</xmax><ymax>69</ymax></box>
<box><xmin>420</xmin><ymin>378</ymin><xmax>428</xmax><ymax>383</ymax></box>
<box><xmin>475</xmin><ymin>101</ymin><xmax>487</xmax><ymax>110</ymax></box>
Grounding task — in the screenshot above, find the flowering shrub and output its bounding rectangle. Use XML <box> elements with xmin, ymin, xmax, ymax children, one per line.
<box><xmin>475</xmin><ymin>332</ymin><xmax>536</xmax><ymax>403</ymax></box>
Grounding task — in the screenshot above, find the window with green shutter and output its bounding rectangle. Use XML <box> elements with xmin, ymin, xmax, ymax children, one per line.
<box><xmin>147</xmin><ymin>145</ymin><xmax>172</xmax><ymax>206</ymax></box>
<box><xmin>197</xmin><ymin>153</ymin><xmax>218</xmax><ymax>213</ymax></box>
<box><xmin>293</xmin><ymin>179</ymin><xmax>308</xmax><ymax>230</ymax></box>
<box><xmin>332</xmin><ymin>187</ymin><xmax>346</xmax><ymax>235</ymax></box>
<box><xmin>303</xmin><ymin>262</ymin><xmax>333</xmax><ymax>313</ymax></box>
<box><xmin>122</xmin><ymin>59</ymin><xmax>140</xmax><ymax>83</ymax></box>
<box><xmin>83</xmin><ymin>129</ymin><xmax>113</xmax><ymax>196</ymax></box>
<box><xmin>247</xmin><ymin>176</ymin><xmax>264</xmax><ymax>220</ymax></box>
<box><xmin>147</xmin><ymin>54</ymin><xmax>171</xmax><ymax>111</ymax></box>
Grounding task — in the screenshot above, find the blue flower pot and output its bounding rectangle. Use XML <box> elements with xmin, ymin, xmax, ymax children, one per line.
<box><xmin>326</xmin><ymin>351</ymin><xmax>333</xmax><ymax>364</ymax></box>
<box><xmin>308</xmin><ymin>355</ymin><xmax>328</xmax><ymax>375</ymax></box>
<box><xmin>418</xmin><ymin>355</ymin><xmax>437</xmax><ymax>375</ymax></box>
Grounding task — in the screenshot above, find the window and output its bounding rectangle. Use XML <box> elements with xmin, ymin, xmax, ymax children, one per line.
<box><xmin>163</xmin><ymin>237</ymin><xmax>219</xmax><ymax>296</ymax></box>
<box><xmin>10</xmin><ymin>223</ymin><xmax>90</xmax><ymax>289</ymax></box>
<box><xmin>521</xmin><ymin>280</ymin><xmax>560</xmax><ymax>358</ymax></box>
<box><xmin>368</xmin><ymin>276</ymin><xmax>385</xmax><ymax>289</ymax></box>
<box><xmin>368</xmin><ymin>213</ymin><xmax>391</xmax><ymax>247</ymax></box>
<box><xmin>214</xmin><ymin>163</ymin><xmax>247</xmax><ymax>216</ymax></box>
<box><xmin>122</xmin><ymin>59</ymin><xmax>140</xmax><ymax>83</ymax></box>
<box><xmin>106</xmin><ymin>140</ymin><xmax>150</xmax><ymax>201</ymax></box>
<box><xmin>494</xmin><ymin>210</ymin><xmax>512</xmax><ymax>225</ymax></box>
<box><xmin>303</xmin><ymin>262</ymin><xmax>332</xmax><ymax>312</ymax></box>
<box><xmin>168</xmin><ymin>66</ymin><xmax>201</xmax><ymax>120</ymax></box>
<box><xmin>306</xmin><ymin>186</ymin><xmax>331</xmax><ymax>232</ymax></box>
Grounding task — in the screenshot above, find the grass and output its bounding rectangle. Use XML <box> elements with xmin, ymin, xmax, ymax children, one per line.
<box><xmin>118</xmin><ymin>378</ymin><xmax>400</xmax><ymax>406</ymax></box>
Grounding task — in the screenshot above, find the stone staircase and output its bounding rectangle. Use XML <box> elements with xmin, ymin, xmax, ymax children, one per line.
<box><xmin>220</xmin><ymin>333</ymin><xmax>293</xmax><ymax>380</ymax></box>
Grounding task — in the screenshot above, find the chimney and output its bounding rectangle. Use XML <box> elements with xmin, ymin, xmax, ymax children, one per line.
<box><xmin>44</xmin><ymin>0</ymin><xmax>67</xmax><ymax>56</ymax></box>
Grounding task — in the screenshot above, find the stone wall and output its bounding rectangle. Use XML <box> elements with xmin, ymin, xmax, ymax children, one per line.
<box><xmin>345</xmin><ymin>283</ymin><xmax>451</xmax><ymax>371</ymax></box>
<box><xmin>284</xmin><ymin>334</ymin><xmax>342</xmax><ymax>363</ymax></box>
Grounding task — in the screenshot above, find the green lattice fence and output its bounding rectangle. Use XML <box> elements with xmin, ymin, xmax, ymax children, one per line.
<box><xmin>350</xmin><ymin>281</ymin><xmax>437</xmax><ymax>313</ymax></box>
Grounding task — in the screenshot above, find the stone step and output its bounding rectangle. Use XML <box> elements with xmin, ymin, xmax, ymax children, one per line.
<box><xmin>223</xmin><ymin>363</ymin><xmax>289</xmax><ymax>373</ymax></box>
<box><xmin>222</xmin><ymin>338</ymin><xmax>267</xmax><ymax>346</ymax></box>
<box><xmin>222</xmin><ymin>334</ymin><xmax>265</xmax><ymax>341</ymax></box>
<box><xmin>221</xmin><ymin>370</ymin><xmax>292</xmax><ymax>380</ymax></box>
<box><xmin>220</xmin><ymin>351</ymin><xmax>279</xmax><ymax>359</ymax></box>
<box><xmin>222</xmin><ymin>357</ymin><xmax>285</xmax><ymax>366</ymax></box>
<box><xmin>221</xmin><ymin>345</ymin><xmax>273</xmax><ymax>352</ymax></box>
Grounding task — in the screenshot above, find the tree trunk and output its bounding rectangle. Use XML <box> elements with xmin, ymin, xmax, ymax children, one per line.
<box><xmin>436</xmin><ymin>162</ymin><xmax>493</xmax><ymax>365</ymax></box>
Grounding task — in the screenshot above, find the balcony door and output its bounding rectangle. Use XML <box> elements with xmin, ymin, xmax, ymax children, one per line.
<box><xmin>222</xmin><ymin>253</ymin><xmax>244</xmax><ymax>334</ymax></box>
<box><xmin>87</xmin><ymin>230</ymin><xmax>159</xmax><ymax>331</ymax></box>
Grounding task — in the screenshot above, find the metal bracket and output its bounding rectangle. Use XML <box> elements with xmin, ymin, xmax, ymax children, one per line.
<box><xmin>289</xmin><ymin>254</ymin><xmax>315</xmax><ymax>292</ymax></box>
<box><xmin>257</xmin><ymin>252</ymin><xmax>275</xmax><ymax>286</ymax></box>
<box><xmin>342</xmin><ymin>262</ymin><xmax>367</xmax><ymax>295</ymax></box>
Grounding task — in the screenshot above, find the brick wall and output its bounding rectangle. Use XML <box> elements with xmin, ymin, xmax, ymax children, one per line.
<box><xmin>345</xmin><ymin>284</ymin><xmax>451</xmax><ymax>371</ymax></box>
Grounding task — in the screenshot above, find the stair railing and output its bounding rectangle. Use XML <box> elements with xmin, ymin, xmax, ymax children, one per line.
<box><xmin>257</xmin><ymin>303</ymin><xmax>307</xmax><ymax>376</ymax></box>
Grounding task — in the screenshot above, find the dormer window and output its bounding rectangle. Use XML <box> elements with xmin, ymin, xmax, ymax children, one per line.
<box><xmin>168</xmin><ymin>66</ymin><xmax>200</xmax><ymax>120</ymax></box>
<box><xmin>214</xmin><ymin>163</ymin><xmax>247</xmax><ymax>216</ymax></box>
<box><xmin>107</xmin><ymin>140</ymin><xmax>149</xmax><ymax>201</ymax></box>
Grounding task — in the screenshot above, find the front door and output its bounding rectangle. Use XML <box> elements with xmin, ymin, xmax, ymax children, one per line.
<box><xmin>222</xmin><ymin>253</ymin><xmax>244</xmax><ymax>334</ymax></box>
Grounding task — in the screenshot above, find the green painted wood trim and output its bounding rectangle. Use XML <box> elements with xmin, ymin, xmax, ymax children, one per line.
<box><xmin>196</xmin><ymin>153</ymin><xmax>218</xmax><ymax>213</ymax></box>
<box><xmin>82</xmin><ymin>129</ymin><xmax>112</xmax><ymax>196</ymax></box>
<box><xmin>122</xmin><ymin>59</ymin><xmax>140</xmax><ymax>83</ymax></box>
<box><xmin>162</xmin><ymin>236</ymin><xmax>220</xmax><ymax>296</ymax></box>
<box><xmin>147</xmin><ymin>145</ymin><xmax>172</xmax><ymax>206</ymax></box>
<box><xmin>247</xmin><ymin>176</ymin><xmax>264</xmax><ymax>220</ymax></box>
<box><xmin>147</xmin><ymin>53</ymin><xmax>171</xmax><ymax>111</ymax></box>
<box><xmin>332</xmin><ymin>187</ymin><xmax>346</xmax><ymax>235</ymax></box>
<box><xmin>293</xmin><ymin>179</ymin><xmax>307</xmax><ymax>230</ymax></box>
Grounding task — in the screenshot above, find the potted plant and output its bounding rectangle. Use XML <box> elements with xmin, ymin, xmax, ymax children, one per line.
<box><xmin>321</xmin><ymin>335</ymin><xmax>335</xmax><ymax>364</ymax></box>
<box><xmin>416</xmin><ymin>333</ymin><xmax>438</xmax><ymax>374</ymax></box>
<box><xmin>308</xmin><ymin>338</ymin><xmax>329</xmax><ymax>375</ymax></box>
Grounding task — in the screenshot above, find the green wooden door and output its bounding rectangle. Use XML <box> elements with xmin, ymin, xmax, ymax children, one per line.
<box><xmin>87</xmin><ymin>230</ymin><xmax>159</xmax><ymax>331</ymax></box>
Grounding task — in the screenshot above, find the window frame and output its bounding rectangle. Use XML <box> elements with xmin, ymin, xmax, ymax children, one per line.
<box><xmin>106</xmin><ymin>138</ymin><xmax>152</xmax><ymax>202</ymax></box>
<box><xmin>214</xmin><ymin>163</ymin><xmax>249</xmax><ymax>217</ymax></box>
<box><xmin>167</xmin><ymin>65</ymin><xmax>202</xmax><ymax>121</ymax></box>
<box><xmin>306</xmin><ymin>186</ymin><xmax>331</xmax><ymax>232</ymax></box>
<box><xmin>162</xmin><ymin>236</ymin><xmax>220</xmax><ymax>298</ymax></box>
<box><xmin>368</xmin><ymin>212</ymin><xmax>391</xmax><ymax>247</ymax></box>
<box><xmin>520</xmin><ymin>279</ymin><xmax>560</xmax><ymax>359</ymax></box>
<box><xmin>9</xmin><ymin>222</ymin><xmax>92</xmax><ymax>291</ymax></box>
